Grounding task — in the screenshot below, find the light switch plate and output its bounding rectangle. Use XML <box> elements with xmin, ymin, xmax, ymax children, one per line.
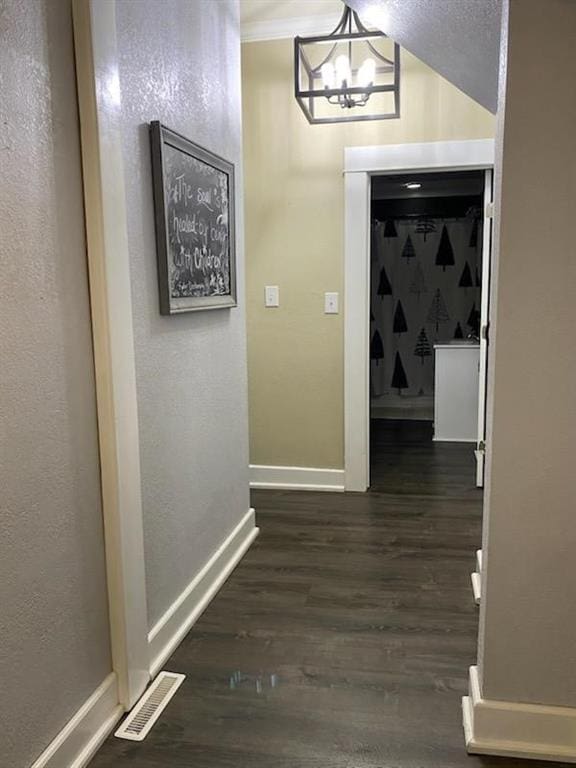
<box><xmin>265</xmin><ymin>285</ymin><xmax>279</xmax><ymax>307</ymax></box>
<box><xmin>324</xmin><ymin>292</ymin><xmax>339</xmax><ymax>314</ymax></box>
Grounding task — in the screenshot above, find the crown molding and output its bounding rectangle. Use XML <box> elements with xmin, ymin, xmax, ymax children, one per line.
<box><xmin>241</xmin><ymin>13</ymin><xmax>341</xmax><ymax>43</ymax></box>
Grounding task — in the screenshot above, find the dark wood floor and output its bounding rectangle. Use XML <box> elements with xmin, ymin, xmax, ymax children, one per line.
<box><xmin>90</xmin><ymin>421</ymin><xmax>563</xmax><ymax>768</ymax></box>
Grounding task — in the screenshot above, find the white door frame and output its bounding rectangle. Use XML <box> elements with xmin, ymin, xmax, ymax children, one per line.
<box><xmin>344</xmin><ymin>139</ymin><xmax>495</xmax><ymax>492</ymax></box>
<box><xmin>475</xmin><ymin>169</ymin><xmax>494</xmax><ymax>487</ymax></box>
<box><xmin>73</xmin><ymin>0</ymin><xmax>150</xmax><ymax>709</ymax></box>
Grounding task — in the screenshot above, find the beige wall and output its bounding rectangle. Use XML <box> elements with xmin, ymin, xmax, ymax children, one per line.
<box><xmin>242</xmin><ymin>39</ymin><xmax>495</xmax><ymax>469</ymax></box>
<box><xmin>479</xmin><ymin>0</ymin><xmax>576</xmax><ymax>708</ymax></box>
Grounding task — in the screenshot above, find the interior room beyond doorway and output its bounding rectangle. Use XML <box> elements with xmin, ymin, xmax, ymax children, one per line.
<box><xmin>369</xmin><ymin>171</ymin><xmax>485</xmax><ymax>488</ymax></box>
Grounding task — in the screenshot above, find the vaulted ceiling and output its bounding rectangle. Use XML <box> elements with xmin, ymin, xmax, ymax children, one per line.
<box><xmin>345</xmin><ymin>0</ymin><xmax>502</xmax><ymax>112</ymax></box>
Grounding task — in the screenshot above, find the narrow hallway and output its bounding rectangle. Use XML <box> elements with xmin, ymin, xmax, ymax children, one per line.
<box><xmin>90</xmin><ymin>429</ymin><xmax>554</xmax><ymax>768</ymax></box>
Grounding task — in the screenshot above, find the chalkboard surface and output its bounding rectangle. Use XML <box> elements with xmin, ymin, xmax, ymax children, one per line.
<box><xmin>150</xmin><ymin>122</ymin><xmax>237</xmax><ymax>314</ymax></box>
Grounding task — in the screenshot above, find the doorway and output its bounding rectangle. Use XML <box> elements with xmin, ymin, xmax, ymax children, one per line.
<box><xmin>343</xmin><ymin>140</ymin><xmax>495</xmax><ymax>492</ymax></box>
<box><xmin>369</xmin><ymin>170</ymin><xmax>485</xmax><ymax>489</ymax></box>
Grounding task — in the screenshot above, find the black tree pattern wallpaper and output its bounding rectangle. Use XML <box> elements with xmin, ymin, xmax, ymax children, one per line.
<box><xmin>371</xmin><ymin>215</ymin><xmax>482</xmax><ymax>404</ymax></box>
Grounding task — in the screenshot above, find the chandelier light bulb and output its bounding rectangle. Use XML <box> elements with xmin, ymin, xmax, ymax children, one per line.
<box><xmin>357</xmin><ymin>57</ymin><xmax>376</xmax><ymax>89</ymax></box>
<box><xmin>321</xmin><ymin>62</ymin><xmax>335</xmax><ymax>89</ymax></box>
<box><xmin>334</xmin><ymin>54</ymin><xmax>351</xmax><ymax>87</ymax></box>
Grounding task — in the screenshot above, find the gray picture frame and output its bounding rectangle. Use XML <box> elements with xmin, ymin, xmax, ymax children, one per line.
<box><xmin>149</xmin><ymin>121</ymin><xmax>237</xmax><ymax>314</ymax></box>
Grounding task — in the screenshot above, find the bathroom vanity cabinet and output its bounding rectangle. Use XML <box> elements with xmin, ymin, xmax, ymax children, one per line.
<box><xmin>433</xmin><ymin>343</ymin><xmax>480</xmax><ymax>442</ymax></box>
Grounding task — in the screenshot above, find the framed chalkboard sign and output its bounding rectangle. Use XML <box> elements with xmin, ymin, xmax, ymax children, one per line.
<box><xmin>149</xmin><ymin>121</ymin><xmax>236</xmax><ymax>314</ymax></box>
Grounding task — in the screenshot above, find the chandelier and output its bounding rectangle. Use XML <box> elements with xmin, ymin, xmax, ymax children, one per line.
<box><xmin>294</xmin><ymin>5</ymin><xmax>400</xmax><ymax>124</ymax></box>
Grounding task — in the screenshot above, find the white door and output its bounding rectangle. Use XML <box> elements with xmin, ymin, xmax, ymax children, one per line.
<box><xmin>475</xmin><ymin>169</ymin><xmax>493</xmax><ymax>487</ymax></box>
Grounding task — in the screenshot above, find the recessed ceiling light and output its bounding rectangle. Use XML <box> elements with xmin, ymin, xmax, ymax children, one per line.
<box><xmin>405</xmin><ymin>181</ymin><xmax>422</xmax><ymax>190</ymax></box>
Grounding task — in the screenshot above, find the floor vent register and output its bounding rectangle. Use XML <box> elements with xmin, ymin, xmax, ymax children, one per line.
<box><xmin>115</xmin><ymin>671</ymin><xmax>185</xmax><ymax>742</ymax></box>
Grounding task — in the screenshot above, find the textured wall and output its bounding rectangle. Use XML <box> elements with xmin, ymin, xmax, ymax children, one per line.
<box><xmin>346</xmin><ymin>0</ymin><xmax>502</xmax><ymax>113</ymax></box>
<box><xmin>0</xmin><ymin>1</ymin><xmax>112</xmax><ymax>766</ymax></box>
<box><xmin>242</xmin><ymin>39</ymin><xmax>495</xmax><ymax>469</ymax></box>
<box><xmin>479</xmin><ymin>0</ymin><xmax>576</xmax><ymax>708</ymax></box>
<box><xmin>115</xmin><ymin>0</ymin><xmax>250</xmax><ymax>629</ymax></box>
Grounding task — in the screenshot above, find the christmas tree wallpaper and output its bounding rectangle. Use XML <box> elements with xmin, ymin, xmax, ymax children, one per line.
<box><xmin>370</xmin><ymin>214</ymin><xmax>482</xmax><ymax>403</ymax></box>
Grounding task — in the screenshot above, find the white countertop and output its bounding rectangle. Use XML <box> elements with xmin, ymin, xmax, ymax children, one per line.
<box><xmin>434</xmin><ymin>343</ymin><xmax>480</xmax><ymax>349</ymax></box>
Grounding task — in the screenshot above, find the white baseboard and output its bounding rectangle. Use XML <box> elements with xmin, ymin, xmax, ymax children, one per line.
<box><xmin>148</xmin><ymin>508</ymin><xmax>259</xmax><ymax>676</ymax></box>
<box><xmin>471</xmin><ymin>572</ymin><xmax>482</xmax><ymax>605</ymax></box>
<box><xmin>249</xmin><ymin>465</ymin><xmax>345</xmax><ymax>492</ymax></box>
<box><xmin>475</xmin><ymin>450</ymin><xmax>485</xmax><ymax>487</ymax></box>
<box><xmin>30</xmin><ymin>673</ymin><xmax>122</xmax><ymax>768</ymax></box>
<box><xmin>463</xmin><ymin>666</ymin><xmax>576</xmax><ymax>763</ymax></box>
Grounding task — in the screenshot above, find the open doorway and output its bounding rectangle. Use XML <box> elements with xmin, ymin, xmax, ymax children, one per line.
<box><xmin>343</xmin><ymin>140</ymin><xmax>494</xmax><ymax>492</ymax></box>
<box><xmin>369</xmin><ymin>170</ymin><xmax>488</xmax><ymax>490</ymax></box>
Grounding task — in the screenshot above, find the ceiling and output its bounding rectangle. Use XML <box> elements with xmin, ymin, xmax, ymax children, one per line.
<box><xmin>240</xmin><ymin>0</ymin><xmax>342</xmax><ymax>25</ymax></box>
<box><xmin>371</xmin><ymin>171</ymin><xmax>484</xmax><ymax>222</ymax></box>
<box><xmin>344</xmin><ymin>0</ymin><xmax>502</xmax><ymax>112</ymax></box>
<box><xmin>372</xmin><ymin>171</ymin><xmax>484</xmax><ymax>200</ymax></box>
<box><xmin>240</xmin><ymin>0</ymin><xmax>343</xmax><ymax>41</ymax></box>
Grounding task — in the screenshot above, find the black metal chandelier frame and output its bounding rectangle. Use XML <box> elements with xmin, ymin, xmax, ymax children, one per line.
<box><xmin>294</xmin><ymin>6</ymin><xmax>401</xmax><ymax>125</ymax></box>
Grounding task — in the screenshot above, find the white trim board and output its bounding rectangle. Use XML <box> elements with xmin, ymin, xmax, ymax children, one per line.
<box><xmin>471</xmin><ymin>572</ymin><xmax>481</xmax><ymax>605</ymax></box>
<box><xmin>250</xmin><ymin>465</ymin><xmax>345</xmax><ymax>492</ymax></box>
<box><xmin>30</xmin><ymin>674</ymin><xmax>122</xmax><ymax>768</ymax></box>
<box><xmin>343</xmin><ymin>140</ymin><xmax>495</xmax><ymax>492</ymax></box>
<box><xmin>344</xmin><ymin>139</ymin><xmax>495</xmax><ymax>175</ymax></box>
<box><xmin>148</xmin><ymin>509</ymin><xmax>259</xmax><ymax>677</ymax></box>
<box><xmin>463</xmin><ymin>666</ymin><xmax>576</xmax><ymax>763</ymax></box>
<box><xmin>72</xmin><ymin>0</ymin><xmax>150</xmax><ymax>708</ymax></box>
<box><xmin>476</xmin><ymin>549</ymin><xmax>483</xmax><ymax>573</ymax></box>
<box><xmin>241</xmin><ymin>13</ymin><xmax>341</xmax><ymax>43</ymax></box>
<box><xmin>344</xmin><ymin>169</ymin><xmax>371</xmax><ymax>492</ymax></box>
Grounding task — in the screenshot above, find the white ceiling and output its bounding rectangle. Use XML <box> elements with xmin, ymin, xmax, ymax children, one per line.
<box><xmin>240</xmin><ymin>0</ymin><xmax>343</xmax><ymax>41</ymax></box>
<box><xmin>240</xmin><ymin>0</ymin><xmax>342</xmax><ymax>25</ymax></box>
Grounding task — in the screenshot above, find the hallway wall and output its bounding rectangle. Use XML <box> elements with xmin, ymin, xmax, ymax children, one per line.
<box><xmin>479</xmin><ymin>0</ymin><xmax>576</xmax><ymax>709</ymax></box>
<box><xmin>115</xmin><ymin>0</ymin><xmax>251</xmax><ymax>630</ymax></box>
<box><xmin>0</xmin><ymin>1</ymin><xmax>112</xmax><ymax>766</ymax></box>
<box><xmin>242</xmin><ymin>39</ymin><xmax>495</xmax><ymax>470</ymax></box>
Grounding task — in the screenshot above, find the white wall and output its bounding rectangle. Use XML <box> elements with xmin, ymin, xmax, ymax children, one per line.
<box><xmin>0</xmin><ymin>1</ymin><xmax>112</xmax><ymax>765</ymax></box>
<box><xmin>114</xmin><ymin>0</ymin><xmax>251</xmax><ymax>629</ymax></box>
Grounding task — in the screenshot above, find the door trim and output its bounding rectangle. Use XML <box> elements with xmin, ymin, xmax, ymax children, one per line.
<box><xmin>343</xmin><ymin>139</ymin><xmax>495</xmax><ymax>491</ymax></box>
<box><xmin>73</xmin><ymin>0</ymin><xmax>150</xmax><ymax>709</ymax></box>
<box><xmin>476</xmin><ymin>169</ymin><xmax>494</xmax><ymax>487</ymax></box>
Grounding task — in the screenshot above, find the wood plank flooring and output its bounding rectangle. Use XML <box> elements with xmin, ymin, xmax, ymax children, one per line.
<box><xmin>90</xmin><ymin>421</ymin><xmax>563</xmax><ymax>767</ymax></box>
